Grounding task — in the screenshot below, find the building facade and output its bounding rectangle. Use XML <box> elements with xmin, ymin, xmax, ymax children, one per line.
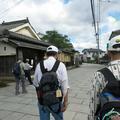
<box><xmin>0</xmin><ymin>18</ymin><xmax>49</xmax><ymax>76</ymax></box>
<box><xmin>0</xmin><ymin>18</ymin><xmax>74</xmax><ymax>76</ymax></box>
<box><xmin>82</xmin><ymin>48</ymin><xmax>105</xmax><ymax>62</ymax></box>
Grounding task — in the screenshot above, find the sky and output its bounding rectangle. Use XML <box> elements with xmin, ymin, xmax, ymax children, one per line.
<box><xmin>0</xmin><ymin>0</ymin><xmax>120</xmax><ymax>52</ymax></box>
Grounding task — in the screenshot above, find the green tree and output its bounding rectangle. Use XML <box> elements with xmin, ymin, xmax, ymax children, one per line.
<box><xmin>41</xmin><ymin>30</ymin><xmax>74</xmax><ymax>51</ymax></box>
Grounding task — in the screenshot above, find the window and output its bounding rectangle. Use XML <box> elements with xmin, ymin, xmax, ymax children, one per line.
<box><xmin>4</xmin><ymin>47</ymin><xmax>6</xmax><ymax>51</ymax></box>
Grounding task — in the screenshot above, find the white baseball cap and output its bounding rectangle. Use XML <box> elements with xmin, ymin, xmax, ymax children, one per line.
<box><xmin>108</xmin><ymin>35</ymin><xmax>120</xmax><ymax>51</ymax></box>
<box><xmin>46</xmin><ymin>45</ymin><xmax>59</xmax><ymax>53</ymax></box>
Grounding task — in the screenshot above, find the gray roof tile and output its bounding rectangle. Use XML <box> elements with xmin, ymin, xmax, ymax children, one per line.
<box><xmin>82</xmin><ymin>48</ymin><xmax>105</xmax><ymax>53</ymax></box>
<box><xmin>0</xmin><ymin>19</ymin><xmax>28</xmax><ymax>30</ymax></box>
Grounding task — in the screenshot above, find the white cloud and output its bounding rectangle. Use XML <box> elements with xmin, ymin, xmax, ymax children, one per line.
<box><xmin>99</xmin><ymin>15</ymin><xmax>120</xmax><ymax>51</ymax></box>
<box><xmin>73</xmin><ymin>42</ymin><xmax>96</xmax><ymax>49</ymax></box>
<box><xmin>107</xmin><ymin>16</ymin><xmax>120</xmax><ymax>30</ymax></box>
<box><xmin>0</xmin><ymin>0</ymin><xmax>120</xmax><ymax>52</ymax></box>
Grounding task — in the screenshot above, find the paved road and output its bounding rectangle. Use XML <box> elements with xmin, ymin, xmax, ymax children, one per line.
<box><xmin>0</xmin><ymin>63</ymin><xmax>104</xmax><ymax>120</ymax></box>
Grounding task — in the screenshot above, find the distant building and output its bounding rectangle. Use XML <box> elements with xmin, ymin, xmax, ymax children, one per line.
<box><xmin>82</xmin><ymin>48</ymin><xmax>105</xmax><ymax>62</ymax></box>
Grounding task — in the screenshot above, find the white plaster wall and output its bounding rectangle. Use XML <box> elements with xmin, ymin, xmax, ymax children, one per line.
<box><xmin>83</xmin><ymin>54</ymin><xmax>87</xmax><ymax>62</ymax></box>
<box><xmin>83</xmin><ymin>51</ymin><xmax>106</xmax><ymax>61</ymax></box>
<box><xmin>90</xmin><ymin>53</ymin><xmax>93</xmax><ymax>60</ymax></box>
<box><xmin>16</xmin><ymin>27</ymin><xmax>36</xmax><ymax>39</ymax></box>
<box><xmin>99</xmin><ymin>52</ymin><xmax>105</xmax><ymax>58</ymax></box>
<box><xmin>86</xmin><ymin>52</ymin><xmax>90</xmax><ymax>57</ymax></box>
<box><xmin>86</xmin><ymin>52</ymin><xmax>93</xmax><ymax>60</ymax></box>
<box><xmin>0</xmin><ymin>42</ymin><xmax>16</xmax><ymax>56</ymax></box>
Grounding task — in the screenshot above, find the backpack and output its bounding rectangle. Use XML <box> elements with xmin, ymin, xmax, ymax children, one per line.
<box><xmin>13</xmin><ymin>62</ymin><xmax>21</xmax><ymax>76</ymax></box>
<box><xmin>97</xmin><ymin>101</ymin><xmax>120</xmax><ymax>120</ymax></box>
<box><xmin>99</xmin><ymin>68</ymin><xmax>120</xmax><ymax>97</ymax></box>
<box><xmin>36</xmin><ymin>60</ymin><xmax>63</xmax><ymax>106</ymax></box>
<box><xmin>96</xmin><ymin>68</ymin><xmax>120</xmax><ymax>119</ymax></box>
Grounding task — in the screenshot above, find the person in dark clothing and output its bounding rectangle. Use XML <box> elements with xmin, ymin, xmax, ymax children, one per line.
<box><xmin>13</xmin><ymin>59</ymin><xmax>27</xmax><ymax>95</ymax></box>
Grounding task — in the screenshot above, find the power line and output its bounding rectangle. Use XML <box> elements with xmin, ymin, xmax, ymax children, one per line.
<box><xmin>0</xmin><ymin>0</ymin><xmax>25</xmax><ymax>18</ymax></box>
<box><xmin>96</xmin><ymin>0</ymin><xmax>100</xmax><ymax>63</ymax></box>
<box><xmin>0</xmin><ymin>0</ymin><xmax>8</xmax><ymax>2</ymax></box>
<box><xmin>0</xmin><ymin>0</ymin><xmax>9</xmax><ymax>7</ymax></box>
<box><xmin>90</xmin><ymin>0</ymin><xmax>97</xmax><ymax>35</ymax></box>
<box><xmin>90</xmin><ymin>0</ymin><xmax>101</xmax><ymax>63</ymax></box>
<box><xmin>90</xmin><ymin>0</ymin><xmax>120</xmax><ymax>63</ymax></box>
<box><xmin>0</xmin><ymin>0</ymin><xmax>25</xmax><ymax>15</ymax></box>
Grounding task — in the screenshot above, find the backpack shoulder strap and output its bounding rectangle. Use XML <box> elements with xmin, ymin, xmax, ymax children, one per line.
<box><xmin>98</xmin><ymin>67</ymin><xmax>117</xmax><ymax>82</ymax></box>
<box><xmin>40</xmin><ymin>61</ymin><xmax>47</xmax><ymax>74</ymax></box>
<box><xmin>51</xmin><ymin>60</ymin><xmax>60</xmax><ymax>72</ymax></box>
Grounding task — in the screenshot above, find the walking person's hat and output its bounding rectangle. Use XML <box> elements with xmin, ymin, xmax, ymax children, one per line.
<box><xmin>46</xmin><ymin>45</ymin><xmax>59</xmax><ymax>53</ymax></box>
<box><xmin>108</xmin><ymin>35</ymin><xmax>120</xmax><ymax>51</ymax></box>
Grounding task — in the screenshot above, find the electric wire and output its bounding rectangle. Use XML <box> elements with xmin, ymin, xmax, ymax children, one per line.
<box><xmin>90</xmin><ymin>0</ymin><xmax>97</xmax><ymax>35</ymax></box>
<box><xmin>0</xmin><ymin>0</ymin><xmax>25</xmax><ymax>19</ymax></box>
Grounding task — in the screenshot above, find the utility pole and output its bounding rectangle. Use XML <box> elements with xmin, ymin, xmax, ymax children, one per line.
<box><xmin>90</xmin><ymin>0</ymin><xmax>97</xmax><ymax>34</ymax></box>
<box><xmin>90</xmin><ymin>0</ymin><xmax>100</xmax><ymax>63</ymax></box>
<box><xmin>96</xmin><ymin>0</ymin><xmax>111</xmax><ymax>63</ymax></box>
<box><xmin>96</xmin><ymin>0</ymin><xmax>100</xmax><ymax>63</ymax></box>
<box><xmin>90</xmin><ymin>0</ymin><xmax>112</xmax><ymax>63</ymax></box>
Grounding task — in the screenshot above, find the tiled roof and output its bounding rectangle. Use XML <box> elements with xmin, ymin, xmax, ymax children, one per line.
<box><xmin>82</xmin><ymin>48</ymin><xmax>105</xmax><ymax>53</ymax></box>
<box><xmin>0</xmin><ymin>19</ymin><xmax>28</xmax><ymax>30</ymax></box>
<box><xmin>0</xmin><ymin>29</ymin><xmax>50</xmax><ymax>50</ymax></box>
<box><xmin>0</xmin><ymin>19</ymin><xmax>50</xmax><ymax>51</ymax></box>
<box><xmin>9</xmin><ymin>39</ymin><xmax>47</xmax><ymax>50</ymax></box>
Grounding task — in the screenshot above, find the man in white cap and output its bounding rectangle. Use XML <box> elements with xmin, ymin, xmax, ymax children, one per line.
<box><xmin>89</xmin><ymin>35</ymin><xmax>120</xmax><ymax>120</ymax></box>
<box><xmin>33</xmin><ymin>45</ymin><xmax>69</xmax><ymax>120</ymax></box>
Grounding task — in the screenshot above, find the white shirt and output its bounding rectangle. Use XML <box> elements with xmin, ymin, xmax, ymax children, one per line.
<box><xmin>33</xmin><ymin>56</ymin><xmax>69</xmax><ymax>96</ymax></box>
<box><xmin>24</xmin><ymin>62</ymin><xmax>33</xmax><ymax>70</ymax></box>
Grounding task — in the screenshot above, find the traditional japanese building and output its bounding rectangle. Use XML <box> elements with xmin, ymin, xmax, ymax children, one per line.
<box><xmin>0</xmin><ymin>18</ymin><xmax>49</xmax><ymax>76</ymax></box>
<box><xmin>0</xmin><ymin>18</ymin><xmax>75</xmax><ymax>77</ymax></box>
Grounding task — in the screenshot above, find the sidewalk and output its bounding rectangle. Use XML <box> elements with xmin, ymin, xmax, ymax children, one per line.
<box><xmin>0</xmin><ymin>82</ymin><xmax>78</xmax><ymax>120</ymax></box>
<box><xmin>0</xmin><ymin>63</ymin><xmax>102</xmax><ymax>120</ymax></box>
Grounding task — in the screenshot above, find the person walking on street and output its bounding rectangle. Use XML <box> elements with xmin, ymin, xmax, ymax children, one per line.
<box><xmin>89</xmin><ymin>35</ymin><xmax>120</xmax><ymax>120</ymax></box>
<box><xmin>33</xmin><ymin>45</ymin><xmax>69</xmax><ymax>120</ymax></box>
<box><xmin>13</xmin><ymin>59</ymin><xmax>27</xmax><ymax>95</ymax></box>
<box><xmin>24</xmin><ymin>59</ymin><xmax>33</xmax><ymax>85</ymax></box>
